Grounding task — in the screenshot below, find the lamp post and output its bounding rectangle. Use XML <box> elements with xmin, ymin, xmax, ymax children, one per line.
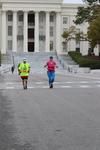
<box><xmin>0</xmin><ymin>51</ymin><xmax>1</xmax><ymax>66</ymax></box>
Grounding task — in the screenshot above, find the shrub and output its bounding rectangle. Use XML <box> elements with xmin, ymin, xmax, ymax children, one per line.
<box><xmin>68</xmin><ymin>51</ymin><xmax>100</xmax><ymax>69</ymax></box>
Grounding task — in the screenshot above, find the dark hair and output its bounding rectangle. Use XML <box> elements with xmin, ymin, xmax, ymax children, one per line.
<box><xmin>50</xmin><ymin>56</ymin><xmax>53</xmax><ymax>59</ymax></box>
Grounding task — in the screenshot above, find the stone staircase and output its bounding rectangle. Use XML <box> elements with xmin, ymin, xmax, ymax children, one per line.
<box><xmin>1</xmin><ymin>53</ymin><xmax>13</xmax><ymax>64</ymax></box>
<box><xmin>1</xmin><ymin>52</ymin><xmax>90</xmax><ymax>75</ymax></box>
<box><xmin>58</xmin><ymin>54</ymin><xmax>77</xmax><ymax>65</ymax></box>
<box><xmin>57</xmin><ymin>54</ymin><xmax>79</xmax><ymax>73</ymax></box>
<box><xmin>12</xmin><ymin>52</ymin><xmax>64</xmax><ymax>74</ymax></box>
<box><xmin>0</xmin><ymin>53</ymin><xmax>13</xmax><ymax>73</ymax></box>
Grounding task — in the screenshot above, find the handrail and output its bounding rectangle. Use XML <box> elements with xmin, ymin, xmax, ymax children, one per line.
<box><xmin>11</xmin><ymin>52</ymin><xmax>15</xmax><ymax>73</ymax></box>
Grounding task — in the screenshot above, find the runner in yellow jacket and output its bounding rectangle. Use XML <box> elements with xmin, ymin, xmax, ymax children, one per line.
<box><xmin>18</xmin><ymin>58</ymin><xmax>30</xmax><ymax>89</ymax></box>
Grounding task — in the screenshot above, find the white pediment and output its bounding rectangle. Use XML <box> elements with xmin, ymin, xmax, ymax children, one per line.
<box><xmin>1</xmin><ymin>0</ymin><xmax>63</xmax><ymax>4</ymax></box>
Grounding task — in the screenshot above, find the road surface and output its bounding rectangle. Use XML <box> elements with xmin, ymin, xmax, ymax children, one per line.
<box><xmin>0</xmin><ymin>73</ymin><xmax>100</xmax><ymax>150</ymax></box>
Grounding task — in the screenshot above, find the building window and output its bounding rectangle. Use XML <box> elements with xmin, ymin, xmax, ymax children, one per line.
<box><xmin>8</xmin><ymin>40</ymin><xmax>12</xmax><ymax>50</ymax></box>
<box><xmin>40</xmin><ymin>14</ymin><xmax>44</xmax><ymax>22</ymax></box>
<box><xmin>18</xmin><ymin>14</ymin><xmax>23</xmax><ymax>22</ymax></box>
<box><xmin>8</xmin><ymin>14</ymin><xmax>13</xmax><ymax>22</ymax></box>
<box><xmin>76</xmin><ymin>41</ymin><xmax>80</xmax><ymax>52</ymax></box>
<box><xmin>50</xmin><ymin>41</ymin><xmax>53</xmax><ymax>51</ymax></box>
<box><xmin>28</xmin><ymin>14</ymin><xmax>35</xmax><ymax>25</ymax></box>
<box><xmin>50</xmin><ymin>26</ymin><xmax>53</xmax><ymax>37</ymax></box>
<box><xmin>63</xmin><ymin>17</ymin><xmax>68</xmax><ymax>24</ymax></box>
<box><xmin>76</xmin><ymin>28</ymin><xmax>80</xmax><ymax>52</ymax></box>
<box><xmin>63</xmin><ymin>28</ymin><xmax>67</xmax><ymax>32</ymax></box>
<box><xmin>8</xmin><ymin>26</ymin><xmax>12</xmax><ymax>36</ymax></box>
<box><xmin>18</xmin><ymin>26</ymin><xmax>23</xmax><ymax>35</ymax></box>
<box><xmin>39</xmin><ymin>35</ymin><xmax>45</xmax><ymax>41</ymax></box>
<box><xmin>50</xmin><ymin>15</ymin><xmax>54</xmax><ymax>22</ymax></box>
<box><xmin>63</xmin><ymin>42</ymin><xmax>67</xmax><ymax>51</ymax></box>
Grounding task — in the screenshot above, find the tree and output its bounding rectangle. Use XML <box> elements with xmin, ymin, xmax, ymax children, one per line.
<box><xmin>74</xmin><ymin>3</ymin><xmax>100</xmax><ymax>25</ymax></box>
<box><xmin>62</xmin><ymin>26</ymin><xmax>88</xmax><ymax>42</ymax></box>
<box><xmin>83</xmin><ymin>0</ymin><xmax>100</xmax><ymax>4</ymax></box>
<box><xmin>74</xmin><ymin>6</ymin><xmax>92</xmax><ymax>24</ymax></box>
<box><xmin>62</xmin><ymin>26</ymin><xmax>76</xmax><ymax>43</ymax></box>
<box><xmin>87</xmin><ymin>16</ymin><xmax>100</xmax><ymax>54</ymax></box>
<box><xmin>62</xmin><ymin>26</ymin><xmax>88</xmax><ymax>52</ymax></box>
<box><xmin>75</xmin><ymin>31</ymin><xmax>88</xmax><ymax>42</ymax></box>
<box><xmin>74</xmin><ymin>0</ymin><xmax>100</xmax><ymax>54</ymax></box>
<box><xmin>62</xmin><ymin>26</ymin><xmax>76</xmax><ymax>51</ymax></box>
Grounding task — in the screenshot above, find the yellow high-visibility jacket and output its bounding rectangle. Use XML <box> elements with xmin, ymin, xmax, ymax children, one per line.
<box><xmin>18</xmin><ymin>63</ymin><xmax>30</xmax><ymax>76</ymax></box>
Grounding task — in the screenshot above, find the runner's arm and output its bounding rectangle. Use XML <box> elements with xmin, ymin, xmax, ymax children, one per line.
<box><xmin>44</xmin><ymin>62</ymin><xmax>48</xmax><ymax>68</ymax></box>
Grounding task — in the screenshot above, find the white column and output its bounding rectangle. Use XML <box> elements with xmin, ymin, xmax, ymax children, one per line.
<box><xmin>35</xmin><ymin>11</ymin><xmax>39</xmax><ymax>52</ymax></box>
<box><xmin>56</xmin><ymin>12</ymin><xmax>61</xmax><ymax>54</ymax></box>
<box><xmin>23</xmin><ymin>11</ymin><xmax>28</xmax><ymax>52</ymax></box>
<box><xmin>1</xmin><ymin>11</ymin><xmax>6</xmax><ymax>54</ymax></box>
<box><xmin>45</xmin><ymin>11</ymin><xmax>50</xmax><ymax>52</ymax></box>
<box><xmin>13</xmin><ymin>11</ymin><xmax>17</xmax><ymax>52</ymax></box>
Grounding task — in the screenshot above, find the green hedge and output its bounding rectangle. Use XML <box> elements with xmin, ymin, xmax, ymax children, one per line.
<box><xmin>68</xmin><ymin>51</ymin><xmax>100</xmax><ymax>69</ymax></box>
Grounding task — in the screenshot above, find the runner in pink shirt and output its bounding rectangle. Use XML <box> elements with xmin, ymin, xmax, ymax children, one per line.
<box><xmin>44</xmin><ymin>56</ymin><xmax>58</xmax><ymax>88</ymax></box>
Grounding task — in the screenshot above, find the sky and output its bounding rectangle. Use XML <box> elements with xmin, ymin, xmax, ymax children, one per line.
<box><xmin>64</xmin><ymin>0</ymin><xmax>83</xmax><ymax>3</ymax></box>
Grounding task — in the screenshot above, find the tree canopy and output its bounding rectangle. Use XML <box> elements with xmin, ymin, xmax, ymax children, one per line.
<box><xmin>88</xmin><ymin>16</ymin><xmax>100</xmax><ymax>47</ymax></box>
<box><xmin>62</xmin><ymin>26</ymin><xmax>76</xmax><ymax>43</ymax></box>
<box><xmin>74</xmin><ymin>2</ymin><xmax>100</xmax><ymax>25</ymax></box>
<box><xmin>74</xmin><ymin>0</ymin><xmax>100</xmax><ymax>52</ymax></box>
<box><xmin>83</xmin><ymin>0</ymin><xmax>100</xmax><ymax>5</ymax></box>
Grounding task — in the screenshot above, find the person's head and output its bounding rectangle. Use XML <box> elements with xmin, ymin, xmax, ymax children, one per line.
<box><xmin>50</xmin><ymin>56</ymin><xmax>53</xmax><ymax>60</ymax></box>
<box><xmin>23</xmin><ymin>58</ymin><xmax>27</xmax><ymax>63</ymax></box>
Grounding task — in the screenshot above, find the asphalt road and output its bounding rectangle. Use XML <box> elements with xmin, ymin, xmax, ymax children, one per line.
<box><xmin>0</xmin><ymin>73</ymin><xmax>100</xmax><ymax>150</ymax></box>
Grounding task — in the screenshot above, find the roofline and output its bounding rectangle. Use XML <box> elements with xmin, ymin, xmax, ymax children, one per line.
<box><xmin>62</xmin><ymin>3</ymin><xmax>85</xmax><ymax>8</ymax></box>
<box><xmin>0</xmin><ymin>0</ymin><xmax>63</xmax><ymax>4</ymax></box>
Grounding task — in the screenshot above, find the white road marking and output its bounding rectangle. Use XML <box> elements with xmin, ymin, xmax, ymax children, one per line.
<box><xmin>35</xmin><ymin>82</ymin><xmax>44</xmax><ymax>84</ymax></box>
<box><xmin>42</xmin><ymin>86</ymin><xmax>49</xmax><ymax>88</ymax></box>
<box><xmin>65</xmin><ymin>81</ymin><xmax>73</xmax><ymax>83</ymax></box>
<box><xmin>94</xmin><ymin>81</ymin><xmax>100</xmax><ymax>83</ymax></box>
<box><xmin>2</xmin><ymin>81</ymin><xmax>100</xmax><ymax>90</ymax></box>
<box><xmin>60</xmin><ymin>85</ymin><xmax>72</xmax><ymax>88</ymax></box>
<box><xmin>28</xmin><ymin>86</ymin><xmax>35</xmax><ymax>89</ymax></box>
<box><xmin>54</xmin><ymin>82</ymin><xmax>60</xmax><ymax>84</ymax></box>
<box><xmin>79</xmin><ymin>85</ymin><xmax>91</xmax><ymax>88</ymax></box>
<box><xmin>96</xmin><ymin>85</ymin><xmax>100</xmax><ymax>87</ymax></box>
<box><xmin>6</xmin><ymin>82</ymin><xmax>14</xmax><ymax>85</ymax></box>
<box><xmin>0</xmin><ymin>85</ymin><xmax>100</xmax><ymax>90</ymax></box>
<box><xmin>79</xmin><ymin>81</ymin><xmax>88</xmax><ymax>83</ymax></box>
<box><xmin>5</xmin><ymin>87</ymin><xmax>14</xmax><ymax>89</ymax></box>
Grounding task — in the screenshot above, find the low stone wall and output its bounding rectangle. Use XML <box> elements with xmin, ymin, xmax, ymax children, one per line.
<box><xmin>56</xmin><ymin>53</ymin><xmax>91</xmax><ymax>74</ymax></box>
<box><xmin>0</xmin><ymin>64</ymin><xmax>12</xmax><ymax>74</ymax></box>
<box><xmin>76</xmin><ymin>67</ymin><xmax>91</xmax><ymax>73</ymax></box>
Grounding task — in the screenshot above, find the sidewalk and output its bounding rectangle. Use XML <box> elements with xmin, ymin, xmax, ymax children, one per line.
<box><xmin>56</xmin><ymin>69</ymin><xmax>100</xmax><ymax>80</ymax></box>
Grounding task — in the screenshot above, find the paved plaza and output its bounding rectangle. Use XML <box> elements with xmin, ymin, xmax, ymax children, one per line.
<box><xmin>0</xmin><ymin>71</ymin><xmax>100</xmax><ymax>150</ymax></box>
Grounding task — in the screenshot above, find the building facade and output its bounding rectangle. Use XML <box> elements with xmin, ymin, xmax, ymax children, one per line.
<box><xmin>0</xmin><ymin>0</ymin><xmax>99</xmax><ymax>55</ymax></box>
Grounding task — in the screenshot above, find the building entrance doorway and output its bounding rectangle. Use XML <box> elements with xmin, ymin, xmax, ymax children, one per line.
<box><xmin>28</xmin><ymin>13</ymin><xmax>35</xmax><ymax>52</ymax></box>
<box><xmin>28</xmin><ymin>42</ymin><xmax>34</xmax><ymax>52</ymax></box>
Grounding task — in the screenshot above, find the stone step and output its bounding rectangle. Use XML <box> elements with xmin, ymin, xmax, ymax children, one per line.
<box><xmin>12</xmin><ymin>52</ymin><xmax>63</xmax><ymax>74</ymax></box>
<box><xmin>58</xmin><ymin>54</ymin><xmax>77</xmax><ymax>65</ymax></box>
<box><xmin>1</xmin><ymin>52</ymin><xmax>79</xmax><ymax>74</ymax></box>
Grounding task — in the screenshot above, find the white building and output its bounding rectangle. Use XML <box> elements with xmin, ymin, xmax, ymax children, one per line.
<box><xmin>0</xmin><ymin>0</ymin><xmax>99</xmax><ymax>55</ymax></box>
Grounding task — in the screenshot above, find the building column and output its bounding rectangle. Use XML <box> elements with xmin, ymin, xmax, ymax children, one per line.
<box><xmin>13</xmin><ymin>11</ymin><xmax>17</xmax><ymax>52</ymax></box>
<box><xmin>1</xmin><ymin>11</ymin><xmax>6</xmax><ymax>54</ymax></box>
<box><xmin>23</xmin><ymin>11</ymin><xmax>28</xmax><ymax>52</ymax></box>
<box><xmin>45</xmin><ymin>11</ymin><xmax>50</xmax><ymax>52</ymax></box>
<box><xmin>35</xmin><ymin>11</ymin><xmax>39</xmax><ymax>52</ymax></box>
<box><xmin>56</xmin><ymin>12</ymin><xmax>61</xmax><ymax>54</ymax></box>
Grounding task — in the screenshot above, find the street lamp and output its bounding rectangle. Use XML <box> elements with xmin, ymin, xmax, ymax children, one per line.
<box><xmin>0</xmin><ymin>51</ymin><xmax>1</xmax><ymax>66</ymax></box>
